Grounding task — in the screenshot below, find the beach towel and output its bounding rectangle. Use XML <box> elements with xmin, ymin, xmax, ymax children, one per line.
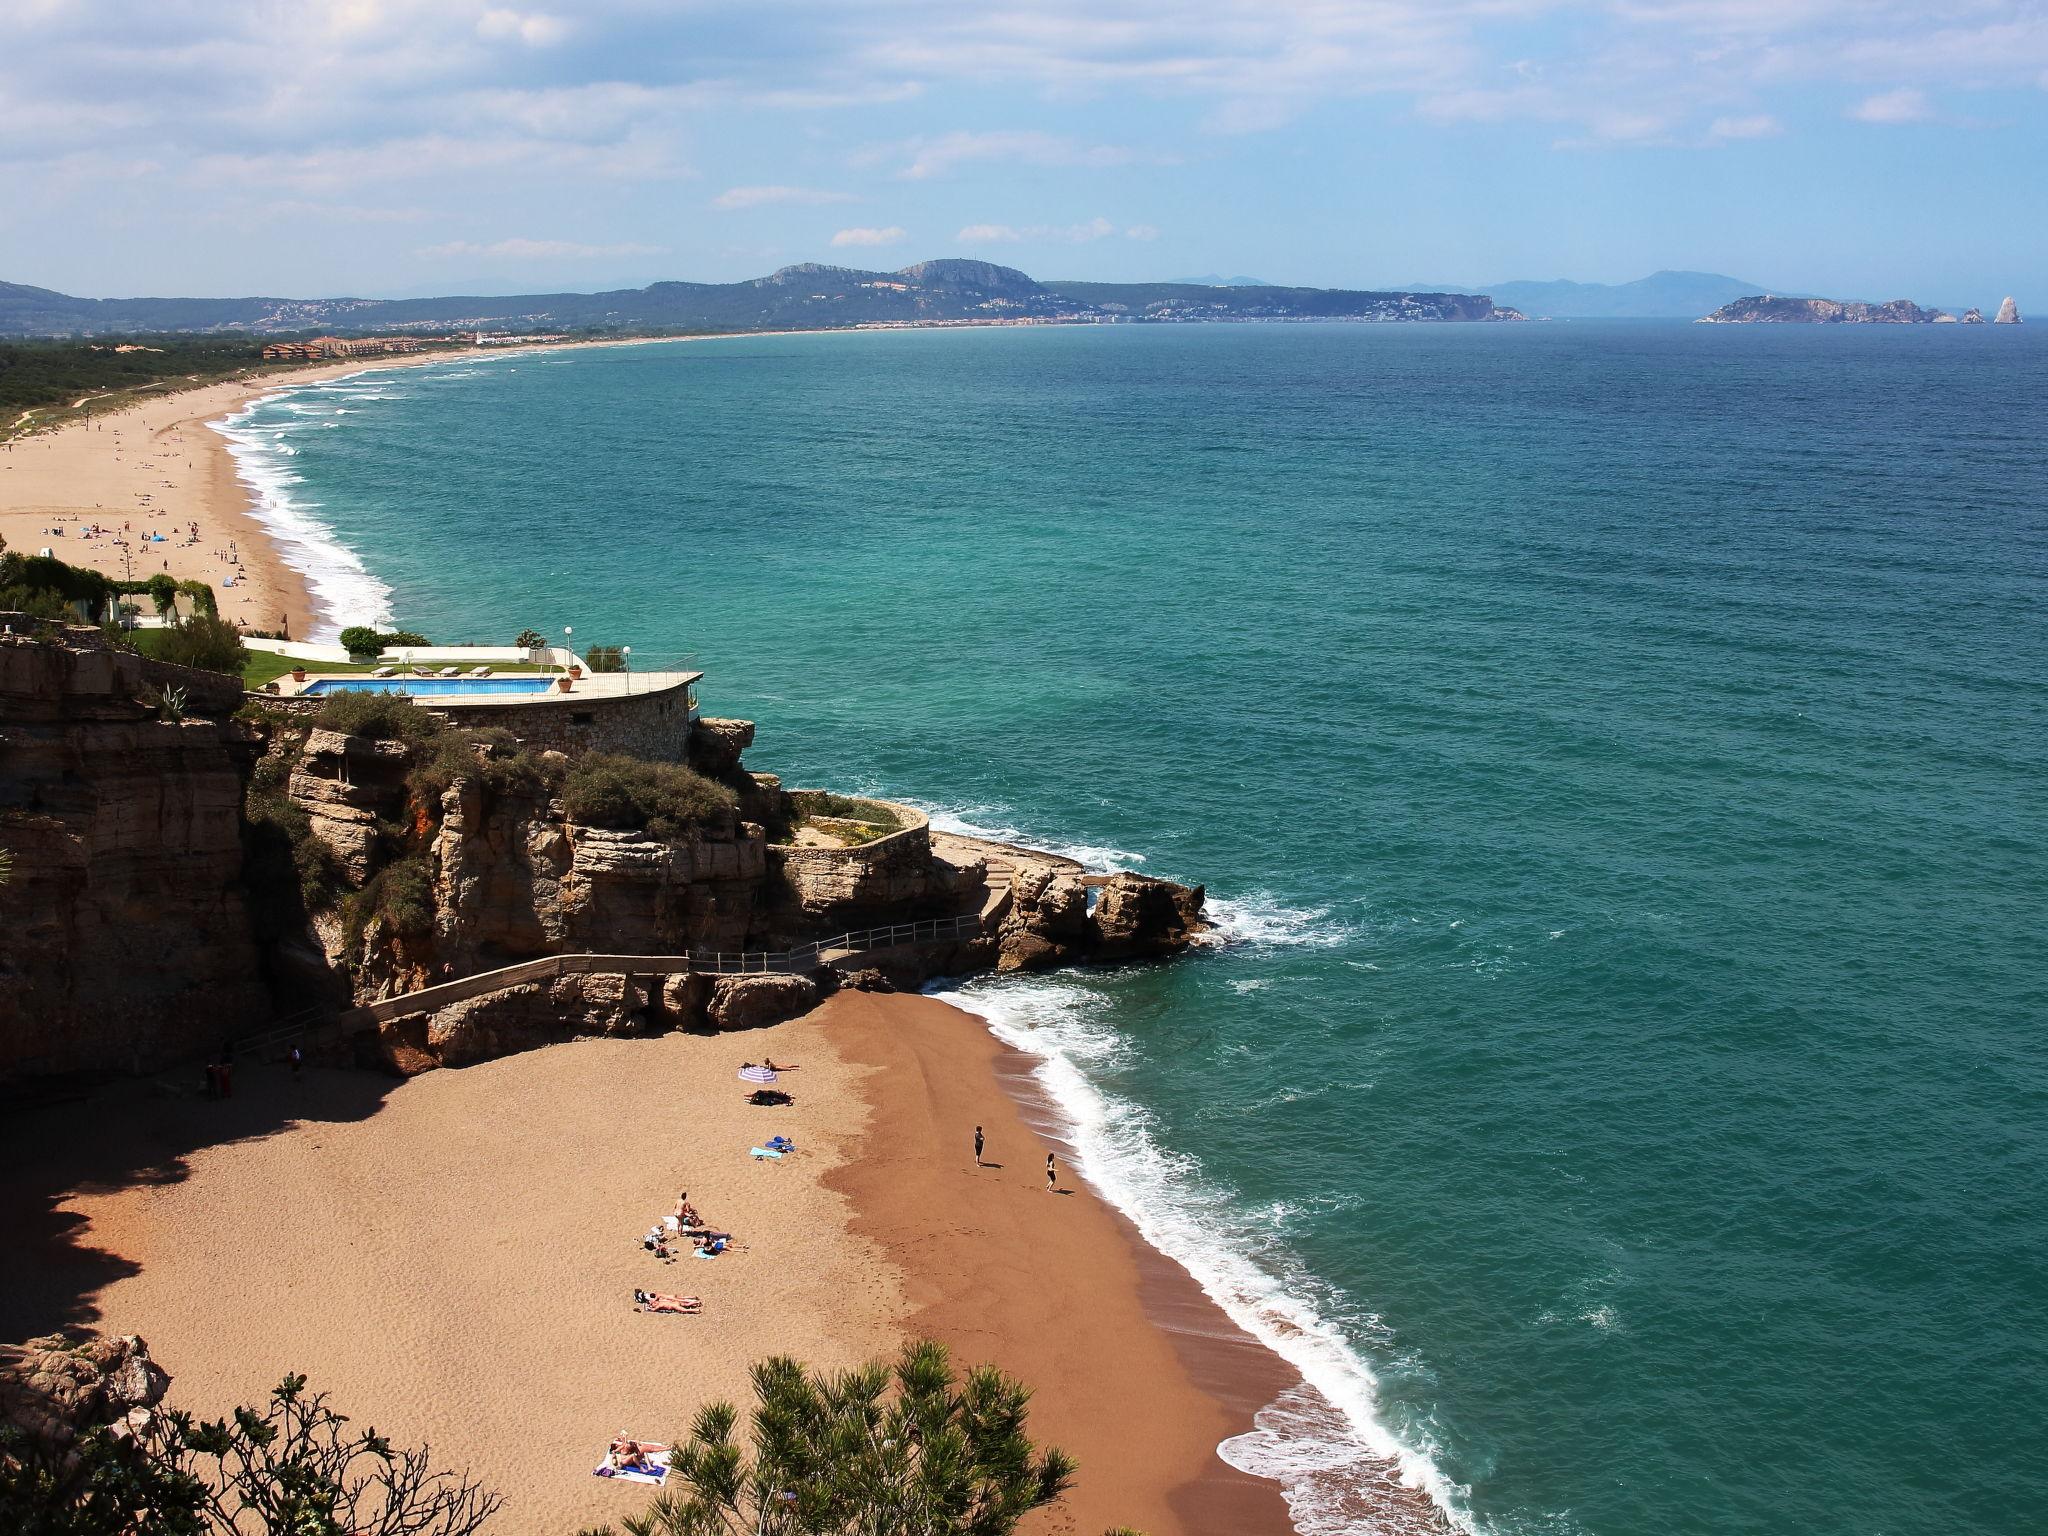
<box><xmin>594</xmin><ymin>1441</ymin><xmax>669</xmax><ymax>1486</ymax></box>
<box><xmin>750</xmin><ymin>1146</ymin><xmax>784</xmax><ymax>1160</ymax></box>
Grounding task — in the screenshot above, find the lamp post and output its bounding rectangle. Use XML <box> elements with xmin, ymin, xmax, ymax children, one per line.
<box><xmin>562</xmin><ymin>625</ymin><xmax>573</xmax><ymax>687</ymax></box>
<box><xmin>622</xmin><ymin>645</ymin><xmax>631</xmax><ymax>695</ymax></box>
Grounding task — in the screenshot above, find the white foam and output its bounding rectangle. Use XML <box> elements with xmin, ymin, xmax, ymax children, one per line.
<box><xmin>211</xmin><ymin>393</ymin><xmax>394</xmax><ymax>639</ymax></box>
<box><xmin>939</xmin><ymin>972</ymin><xmax>1478</xmax><ymax>1535</ymax></box>
<box><xmin>1206</xmin><ymin>892</ymin><xmax>1356</xmax><ymax>950</ymax></box>
<box><xmin>913</xmin><ymin>800</ymin><xmax>1149</xmax><ymax>873</ymax></box>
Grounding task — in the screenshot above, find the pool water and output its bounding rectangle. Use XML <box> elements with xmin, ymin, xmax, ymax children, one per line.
<box><xmin>300</xmin><ymin>676</ymin><xmax>556</xmax><ymax>696</ymax></box>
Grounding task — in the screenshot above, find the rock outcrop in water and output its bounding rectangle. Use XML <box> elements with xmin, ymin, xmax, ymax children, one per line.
<box><xmin>1961</xmin><ymin>308</ymin><xmax>1986</xmax><ymax>324</ymax></box>
<box><xmin>1699</xmin><ymin>295</ymin><xmax>1951</xmax><ymax>324</ymax></box>
<box><xmin>1995</xmin><ymin>297</ymin><xmax>2022</xmax><ymax>324</ymax></box>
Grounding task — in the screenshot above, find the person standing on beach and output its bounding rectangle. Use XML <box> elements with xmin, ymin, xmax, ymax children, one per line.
<box><xmin>1045</xmin><ymin>1152</ymin><xmax>1056</xmax><ymax>1193</ymax></box>
<box><xmin>974</xmin><ymin>1126</ymin><xmax>985</xmax><ymax>1167</ymax></box>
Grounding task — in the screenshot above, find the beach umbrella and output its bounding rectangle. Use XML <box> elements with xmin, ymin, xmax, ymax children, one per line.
<box><xmin>737</xmin><ymin>1065</ymin><xmax>777</xmax><ymax>1084</ymax></box>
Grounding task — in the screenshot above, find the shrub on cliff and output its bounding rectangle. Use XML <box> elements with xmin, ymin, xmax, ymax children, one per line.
<box><xmin>146</xmin><ymin>614</ymin><xmax>247</xmax><ymax>676</ymax></box>
<box><xmin>345</xmin><ymin>855</ymin><xmax>435</xmax><ymax>948</ymax></box>
<box><xmin>601</xmin><ymin>1339</ymin><xmax>1079</xmax><ymax>1536</ymax></box>
<box><xmin>407</xmin><ymin>728</ymin><xmax>561</xmax><ymax>809</ymax></box>
<box><xmin>313</xmin><ymin>690</ymin><xmax>440</xmax><ymax>745</ymax></box>
<box><xmin>563</xmin><ymin>753</ymin><xmax>736</xmax><ymax>839</ymax></box>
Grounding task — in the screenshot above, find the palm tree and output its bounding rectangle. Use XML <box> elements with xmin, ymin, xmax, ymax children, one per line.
<box><xmin>613</xmin><ymin>1339</ymin><xmax>1085</xmax><ymax>1536</ymax></box>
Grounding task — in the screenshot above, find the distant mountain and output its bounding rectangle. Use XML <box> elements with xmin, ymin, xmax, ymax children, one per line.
<box><xmin>0</xmin><ymin>262</ymin><xmax>1517</xmax><ymax>337</ymax></box>
<box><xmin>1398</xmin><ymin>271</ymin><xmax>1785</xmax><ymax>319</ymax></box>
<box><xmin>1169</xmin><ymin>274</ymin><xmax>1273</xmax><ymax>287</ymax></box>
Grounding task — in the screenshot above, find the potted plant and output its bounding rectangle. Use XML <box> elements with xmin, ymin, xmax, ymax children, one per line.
<box><xmin>556</xmin><ymin>675</ymin><xmax>573</xmax><ymax>692</ymax></box>
<box><xmin>568</xmin><ymin>662</ymin><xmax>584</xmax><ymax>680</ymax></box>
<box><xmin>290</xmin><ymin>665</ymin><xmax>307</xmax><ymax>683</ymax></box>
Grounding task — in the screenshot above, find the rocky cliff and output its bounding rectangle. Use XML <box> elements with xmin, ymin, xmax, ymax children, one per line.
<box><xmin>1</xmin><ymin>630</ymin><xmax>1212</xmax><ymax>1084</ymax></box>
<box><xmin>1995</xmin><ymin>296</ymin><xmax>2023</xmax><ymax>324</ymax></box>
<box><xmin>0</xmin><ymin>631</ymin><xmax>270</xmax><ymax>1079</ymax></box>
<box><xmin>1699</xmin><ymin>295</ymin><xmax>1952</xmax><ymax>324</ymax></box>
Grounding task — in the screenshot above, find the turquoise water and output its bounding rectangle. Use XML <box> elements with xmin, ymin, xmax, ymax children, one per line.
<box><xmin>220</xmin><ymin>324</ymin><xmax>2048</xmax><ymax>1536</ymax></box>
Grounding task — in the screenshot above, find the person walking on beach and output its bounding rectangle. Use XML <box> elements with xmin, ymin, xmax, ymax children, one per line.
<box><xmin>1045</xmin><ymin>1152</ymin><xmax>1056</xmax><ymax>1193</ymax></box>
<box><xmin>290</xmin><ymin>1045</ymin><xmax>302</xmax><ymax>1083</ymax></box>
<box><xmin>974</xmin><ymin>1126</ymin><xmax>985</xmax><ymax>1168</ymax></box>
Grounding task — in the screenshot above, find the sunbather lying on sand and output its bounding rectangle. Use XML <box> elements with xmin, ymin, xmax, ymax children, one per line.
<box><xmin>633</xmin><ymin>1290</ymin><xmax>701</xmax><ymax>1314</ymax></box>
<box><xmin>609</xmin><ymin>1439</ymin><xmax>655</xmax><ymax>1470</ymax></box>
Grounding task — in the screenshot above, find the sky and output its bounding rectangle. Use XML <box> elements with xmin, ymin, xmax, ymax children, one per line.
<box><xmin>1</xmin><ymin>1</ymin><xmax>2044</xmax><ymax>304</ymax></box>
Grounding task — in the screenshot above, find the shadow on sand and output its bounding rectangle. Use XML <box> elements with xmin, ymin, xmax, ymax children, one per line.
<box><xmin>0</xmin><ymin>1061</ymin><xmax>399</xmax><ymax>1345</ymax></box>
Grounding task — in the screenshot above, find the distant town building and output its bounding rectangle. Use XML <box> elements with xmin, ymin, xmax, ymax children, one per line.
<box><xmin>261</xmin><ymin>336</ymin><xmax>426</xmax><ymax>361</ymax></box>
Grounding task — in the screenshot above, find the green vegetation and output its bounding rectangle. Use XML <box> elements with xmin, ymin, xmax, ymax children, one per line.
<box><xmin>338</xmin><ymin>625</ymin><xmax>430</xmax><ymax>658</ymax></box>
<box><xmin>604</xmin><ymin>1339</ymin><xmax>1083</xmax><ymax>1536</ymax></box>
<box><xmin>776</xmin><ymin>789</ymin><xmax>906</xmax><ymax>847</ymax></box>
<box><xmin>562</xmin><ymin>753</ymin><xmax>736</xmax><ymax>839</ymax></box>
<box><xmin>407</xmin><ymin>727</ymin><xmax>562</xmax><ymax>809</ymax></box>
<box><xmin>0</xmin><ymin>1371</ymin><xmax>499</xmax><ymax>1536</ymax></box>
<box><xmin>513</xmin><ymin>627</ymin><xmax>545</xmax><ymax>650</ymax></box>
<box><xmin>0</xmin><ymin>335</ymin><xmax>290</xmax><ymax>442</ymax></box>
<box><xmin>584</xmin><ymin>644</ymin><xmax>625</xmax><ymax>673</ymax></box>
<box><xmin>243</xmin><ymin>752</ymin><xmax>346</xmax><ymax>920</ymax></box>
<box><xmin>128</xmin><ymin>615</ymin><xmax>247</xmax><ymax>676</ymax></box>
<box><xmin>312</xmin><ymin>690</ymin><xmax>443</xmax><ymax>745</ymax></box>
<box><xmin>344</xmin><ymin>855</ymin><xmax>436</xmax><ymax>950</ymax></box>
<box><xmin>0</xmin><ymin>548</ymin><xmax>218</xmax><ymax>626</ymax></box>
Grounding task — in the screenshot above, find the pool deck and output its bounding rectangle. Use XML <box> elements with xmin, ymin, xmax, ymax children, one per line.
<box><xmin>275</xmin><ymin>669</ymin><xmax>703</xmax><ymax>708</ymax></box>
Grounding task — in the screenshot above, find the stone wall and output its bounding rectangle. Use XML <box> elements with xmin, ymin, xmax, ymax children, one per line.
<box><xmin>772</xmin><ymin>798</ymin><xmax>942</xmax><ymax>928</ymax></box>
<box><xmin>395</xmin><ymin>682</ymin><xmax>695</xmax><ymax>761</ymax></box>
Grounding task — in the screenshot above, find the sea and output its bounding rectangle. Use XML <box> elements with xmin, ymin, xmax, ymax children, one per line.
<box><xmin>215</xmin><ymin>321</ymin><xmax>2047</xmax><ymax>1536</ymax></box>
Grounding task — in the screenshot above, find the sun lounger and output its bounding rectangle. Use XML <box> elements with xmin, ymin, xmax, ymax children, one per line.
<box><xmin>438</xmin><ymin>666</ymin><xmax>461</xmax><ymax>678</ymax></box>
<box><xmin>468</xmin><ymin>665</ymin><xmax>493</xmax><ymax>678</ymax></box>
<box><xmin>411</xmin><ymin>667</ymin><xmax>434</xmax><ymax>677</ymax></box>
<box><xmin>371</xmin><ymin>665</ymin><xmax>397</xmax><ymax>678</ymax></box>
<box><xmin>594</xmin><ymin>1440</ymin><xmax>669</xmax><ymax>1485</ymax></box>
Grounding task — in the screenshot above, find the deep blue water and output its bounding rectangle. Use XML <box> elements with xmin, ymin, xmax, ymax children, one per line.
<box><xmin>221</xmin><ymin>322</ymin><xmax>2048</xmax><ymax>1536</ymax></box>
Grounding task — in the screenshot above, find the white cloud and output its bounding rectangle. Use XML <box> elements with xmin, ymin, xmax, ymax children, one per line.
<box><xmin>417</xmin><ymin>237</ymin><xmax>661</xmax><ymax>259</ymax></box>
<box><xmin>897</xmin><ymin>130</ymin><xmax>1162</xmax><ymax>180</ymax></box>
<box><xmin>477</xmin><ymin>9</ymin><xmax>571</xmax><ymax>47</ymax></box>
<box><xmin>957</xmin><ymin>217</ymin><xmax>1148</xmax><ymax>244</ymax></box>
<box><xmin>713</xmin><ymin>184</ymin><xmax>855</xmax><ymax>210</ymax></box>
<box><xmin>830</xmin><ymin>225</ymin><xmax>906</xmax><ymax>247</ymax></box>
<box><xmin>1708</xmin><ymin>112</ymin><xmax>1782</xmax><ymax>139</ymax></box>
<box><xmin>1850</xmin><ymin>87</ymin><xmax>1931</xmax><ymax>123</ymax></box>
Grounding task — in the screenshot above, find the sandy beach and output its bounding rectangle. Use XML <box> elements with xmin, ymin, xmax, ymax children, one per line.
<box><xmin>0</xmin><ymin>352</ymin><xmax>488</xmax><ymax>637</ymax></box>
<box><xmin>0</xmin><ymin>993</ymin><xmax>1300</xmax><ymax>1536</ymax></box>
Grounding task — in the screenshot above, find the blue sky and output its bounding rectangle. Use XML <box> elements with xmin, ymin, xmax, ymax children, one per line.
<box><xmin>2</xmin><ymin>1</ymin><xmax>2043</xmax><ymax>304</ymax></box>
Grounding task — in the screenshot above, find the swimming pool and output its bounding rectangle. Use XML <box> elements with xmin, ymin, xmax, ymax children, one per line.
<box><xmin>301</xmin><ymin>677</ymin><xmax>556</xmax><ymax>697</ymax></box>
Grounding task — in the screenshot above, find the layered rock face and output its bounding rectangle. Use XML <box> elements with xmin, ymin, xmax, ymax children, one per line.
<box><xmin>0</xmin><ymin>634</ymin><xmax>269</xmax><ymax>1078</ymax></box>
